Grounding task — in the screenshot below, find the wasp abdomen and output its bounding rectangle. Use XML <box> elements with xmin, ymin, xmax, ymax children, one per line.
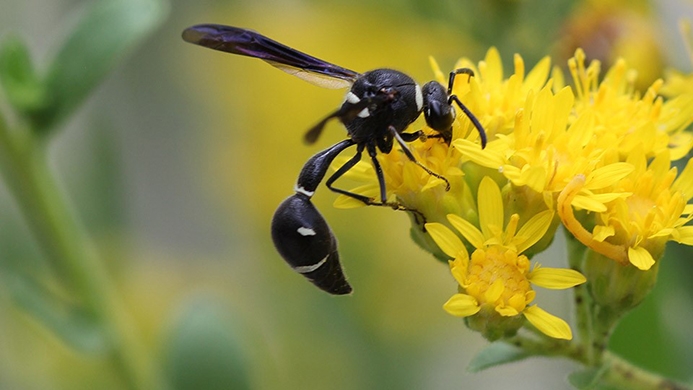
<box><xmin>271</xmin><ymin>194</ymin><xmax>352</xmax><ymax>295</ymax></box>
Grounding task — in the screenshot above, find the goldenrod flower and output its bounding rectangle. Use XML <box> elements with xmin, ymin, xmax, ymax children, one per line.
<box><xmin>330</xmin><ymin>47</ymin><xmax>693</xmax><ymax>323</ymax></box>
<box><xmin>558</xmin><ymin>151</ymin><xmax>693</xmax><ymax>270</ymax></box>
<box><xmin>568</xmin><ymin>49</ymin><xmax>693</xmax><ymax>161</ymax></box>
<box><xmin>451</xmin><ymin>48</ymin><xmax>693</xmax><ymax>271</ymax></box>
<box><xmin>555</xmin><ymin>50</ymin><xmax>693</xmax><ymax>270</ymax></box>
<box><xmin>426</xmin><ymin>177</ymin><xmax>585</xmax><ymax>340</ymax></box>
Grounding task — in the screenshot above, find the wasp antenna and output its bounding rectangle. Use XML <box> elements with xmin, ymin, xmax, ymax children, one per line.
<box><xmin>449</xmin><ymin>95</ymin><xmax>487</xmax><ymax>148</ymax></box>
<box><xmin>447</xmin><ymin>68</ymin><xmax>475</xmax><ymax>95</ymax></box>
<box><xmin>304</xmin><ymin>114</ymin><xmax>333</xmax><ymax>144</ymax></box>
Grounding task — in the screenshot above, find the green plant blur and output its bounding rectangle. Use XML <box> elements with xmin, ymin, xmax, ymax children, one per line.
<box><xmin>0</xmin><ymin>0</ymin><xmax>691</xmax><ymax>389</ymax></box>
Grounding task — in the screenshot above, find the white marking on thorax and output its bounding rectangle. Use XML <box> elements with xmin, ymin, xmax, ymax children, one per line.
<box><xmin>297</xmin><ymin>227</ymin><xmax>316</xmax><ymax>236</ymax></box>
<box><xmin>415</xmin><ymin>84</ymin><xmax>424</xmax><ymax>111</ymax></box>
<box><xmin>357</xmin><ymin>107</ymin><xmax>370</xmax><ymax>118</ymax></box>
<box><xmin>293</xmin><ymin>255</ymin><xmax>328</xmax><ymax>274</ymax></box>
<box><xmin>294</xmin><ymin>184</ymin><xmax>315</xmax><ymax>198</ymax></box>
<box><xmin>345</xmin><ymin>91</ymin><xmax>360</xmax><ymax>104</ymax></box>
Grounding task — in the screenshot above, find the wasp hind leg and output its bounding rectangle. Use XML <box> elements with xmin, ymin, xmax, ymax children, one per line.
<box><xmin>323</xmin><ymin>142</ymin><xmax>426</xmax><ymax>224</ymax></box>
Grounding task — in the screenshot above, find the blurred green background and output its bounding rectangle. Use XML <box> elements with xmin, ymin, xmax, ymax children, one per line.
<box><xmin>0</xmin><ymin>0</ymin><xmax>692</xmax><ymax>389</ymax></box>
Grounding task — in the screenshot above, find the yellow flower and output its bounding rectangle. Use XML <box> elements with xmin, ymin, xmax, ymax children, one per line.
<box><xmin>437</xmin><ymin>48</ymin><xmax>555</xmax><ymax>140</ymax></box>
<box><xmin>569</xmin><ymin>49</ymin><xmax>693</xmax><ymax>161</ymax></box>
<box><xmin>332</xmin><ymin>46</ymin><xmax>693</xmax><ymax>284</ymax></box>
<box><xmin>450</xmin><ymin>48</ymin><xmax>693</xmax><ymax>271</ymax></box>
<box><xmin>558</xmin><ymin>150</ymin><xmax>693</xmax><ymax>270</ymax></box>
<box><xmin>459</xmin><ymin>48</ymin><xmax>693</xmax><ymax>202</ymax></box>
<box><xmin>426</xmin><ymin>177</ymin><xmax>586</xmax><ymax>340</ymax></box>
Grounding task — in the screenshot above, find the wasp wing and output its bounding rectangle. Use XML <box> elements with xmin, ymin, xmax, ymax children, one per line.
<box><xmin>182</xmin><ymin>24</ymin><xmax>360</xmax><ymax>89</ymax></box>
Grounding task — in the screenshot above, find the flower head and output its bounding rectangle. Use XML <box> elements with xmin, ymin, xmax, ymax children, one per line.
<box><xmin>426</xmin><ymin>177</ymin><xmax>585</xmax><ymax>340</ymax></box>
<box><xmin>556</xmin><ymin>50</ymin><xmax>693</xmax><ymax>270</ymax></box>
<box><xmin>558</xmin><ymin>152</ymin><xmax>693</xmax><ymax>270</ymax></box>
<box><xmin>329</xmin><ymin>46</ymin><xmax>693</xmax><ymax>338</ymax></box>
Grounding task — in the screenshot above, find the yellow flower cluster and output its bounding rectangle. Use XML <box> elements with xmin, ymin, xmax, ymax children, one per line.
<box><xmin>427</xmin><ymin>177</ymin><xmax>584</xmax><ymax>340</ymax></box>
<box><xmin>333</xmin><ymin>47</ymin><xmax>693</xmax><ymax>340</ymax></box>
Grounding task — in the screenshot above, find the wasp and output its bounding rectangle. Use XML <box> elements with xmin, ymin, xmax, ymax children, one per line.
<box><xmin>183</xmin><ymin>24</ymin><xmax>486</xmax><ymax>294</ymax></box>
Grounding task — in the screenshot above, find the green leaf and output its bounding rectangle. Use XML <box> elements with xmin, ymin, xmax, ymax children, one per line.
<box><xmin>6</xmin><ymin>274</ymin><xmax>107</xmax><ymax>353</ymax></box>
<box><xmin>567</xmin><ymin>366</ymin><xmax>615</xmax><ymax>390</ymax></box>
<box><xmin>467</xmin><ymin>341</ymin><xmax>532</xmax><ymax>373</ymax></box>
<box><xmin>36</xmin><ymin>0</ymin><xmax>168</xmax><ymax>131</ymax></box>
<box><xmin>164</xmin><ymin>297</ymin><xmax>252</xmax><ymax>390</ymax></box>
<box><xmin>0</xmin><ymin>35</ymin><xmax>46</xmax><ymax>114</ymax></box>
<box><xmin>568</xmin><ymin>368</ymin><xmax>600</xmax><ymax>389</ymax></box>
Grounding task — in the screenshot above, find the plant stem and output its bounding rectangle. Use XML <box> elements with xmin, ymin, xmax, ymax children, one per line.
<box><xmin>564</xmin><ymin>230</ymin><xmax>595</xmax><ymax>365</ymax></box>
<box><xmin>601</xmin><ymin>352</ymin><xmax>693</xmax><ymax>390</ymax></box>
<box><xmin>0</xmin><ymin>117</ymin><xmax>159</xmax><ymax>389</ymax></box>
<box><xmin>508</xmin><ymin>334</ymin><xmax>589</xmax><ymax>365</ymax></box>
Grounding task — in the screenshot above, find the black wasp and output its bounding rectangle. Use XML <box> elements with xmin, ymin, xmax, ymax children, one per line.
<box><xmin>182</xmin><ymin>24</ymin><xmax>487</xmax><ymax>295</ymax></box>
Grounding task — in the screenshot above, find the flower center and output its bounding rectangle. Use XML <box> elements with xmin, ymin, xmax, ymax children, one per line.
<box><xmin>625</xmin><ymin>195</ymin><xmax>656</xmax><ymax>227</ymax></box>
<box><xmin>465</xmin><ymin>246</ymin><xmax>532</xmax><ymax>313</ymax></box>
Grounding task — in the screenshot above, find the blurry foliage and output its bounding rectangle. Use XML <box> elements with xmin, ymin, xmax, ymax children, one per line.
<box><xmin>0</xmin><ymin>0</ymin><xmax>691</xmax><ymax>389</ymax></box>
<box><xmin>163</xmin><ymin>298</ymin><xmax>251</xmax><ymax>390</ymax></box>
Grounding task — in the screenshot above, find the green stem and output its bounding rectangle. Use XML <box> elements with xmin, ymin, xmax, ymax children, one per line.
<box><xmin>601</xmin><ymin>352</ymin><xmax>693</xmax><ymax>390</ymax></box>
<box><xmin>564</xmin><ymin>230</ymin><xmax>595</xmax><ymax>365</ymax></box>
<box><xmin>508</xmin><ymin>334</ymin><xmax>588</xmax><ymax>365</ymax></box>
<box><xmin>509</xmin><ymin>335</ymin><xmax>693</xmax><ymax>390</ymax></box>
<box><xmin>0</xmin><ymin>117</ymin><xmax>159</xmax><ymax>389</ymax></box>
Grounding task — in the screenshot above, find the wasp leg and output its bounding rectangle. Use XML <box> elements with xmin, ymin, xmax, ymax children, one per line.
<box><xmin>389</xmin><ymin>126</ymin><xmax>451</xmax><ymax>191</ymax></box>
<box><xmin>323</xmin><ymin>142</ymin><xmax>424</xmax><ymax>220</ymax></box>
<box><xmin>296</xmin><ymin>139</ymin><xmax>355</xmax><ymax>195</ymax></box>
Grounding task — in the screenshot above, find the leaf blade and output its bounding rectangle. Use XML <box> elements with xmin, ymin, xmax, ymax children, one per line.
<box><xmin>37</xmin><ymin>0</ymin><xmax>168</xmax><ymax>130</ymax></box>
<box><xmin>467</xmin><ymin>341</ymin><xmax>532</xmax><ymax>373</ymax></box>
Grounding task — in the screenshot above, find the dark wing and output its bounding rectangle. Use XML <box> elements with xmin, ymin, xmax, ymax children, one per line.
<box><xmin>182</xmin><ymin>24</ymin><xmax>360</xmax><ymax>89</ymax></box>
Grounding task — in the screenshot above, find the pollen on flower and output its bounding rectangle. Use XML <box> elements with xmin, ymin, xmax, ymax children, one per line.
<box><xmin>465</xmin><ymin>247</ymin><xmax>533</xmax><ymax>314</ymax></box>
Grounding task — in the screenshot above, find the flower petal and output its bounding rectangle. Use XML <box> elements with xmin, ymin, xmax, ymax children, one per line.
<box><xmin>443</xmin><ymin>294</ymin><xmax>481</xmax><ymax>317</ymax></box>
<box><xmin>426</xmin><ymin>222</ymin><xmax>467</xmax><ymax>259</ymax></box>
<box><xmin>524</xmin><ymin>56</ymin><xmax>551</xmax><ymax>90</ymax></box>
<box><xmin>572</xmin><ymin>194</ymin><xmax>608</xmax><ymax>212</ymax></box>
<box><xmin>485</xmin><ymin>279</ymin><xmax>505</xmax><ymax>303</ymax></box>
<box><xmin>453</xmin><ymin>139</ymin><xmax>505</xmax><ymax>169</ymax></box>
<box><xmin>628</xmin><ymin>246</ymin><xmax>655</xmax><ymax>270</ymax></box>
<box><xmin>592</xmin><ymin>225</ymin><xmax>615</xmax><ymax>242</ymax></box>
<box><xmin>523</xmin><ymin>305</ymin><xmax>572</xmax><ymax>340</ymax></box>
<box><xmin>528</xmin><ymin>267</ymin><xmax>586</xmax><ymax>289</ymax></box>
<box><xmin>585</xmin><ymin>163</ymin><xmax>635</xmax><ymax>190</ymax></box>
<box><xmin>332</xmin><ymin>184</ymin><xmax>378</xmax><ymax>209</ymax></box>
<box><xmin>673</xmin><ymin>226</ymin><xmax>693</xmax><ymax>245</ymax></box>
<box><xmin>447</xmin><ymin>214</ymin><xmax>486</xmax><ymax>249</ymax></box>
<box><xmin>515</xmin><ymin>210</ymin><xmax>554</xmax><ymax>253</ymax></box>
<box><xmin>672</xmin><ymin>157</ymin><xmax>693</xmax><ymax>200</ymax></box>
<box><xmin>449</xmin><ymin>258</ymin><xmax>468</xmax><ymax>286</ymax></box>
<box><xmin>496</xmin><ymin>305</ymin><xmax>520</xmax><ymax>317</ymax></box>
<box><xmin>478</xmin><ymin>177</ymin><xmax>504</xmax><ymax>239</ymax></box>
